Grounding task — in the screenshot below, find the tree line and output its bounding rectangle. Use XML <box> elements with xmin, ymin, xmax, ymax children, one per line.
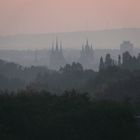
<box><xmin>0</xmin><ymin>90</ymin><xmax>137</xmax><ymax>140</ymax></box>
<box><xmin>99</xmin><ymin>51</ymin><xmax>140</xmax><ymax>71</ymax></box>
<box><xmin>1</xmin><ymin>52</ymin><xmax>140</xmax><ymax>103</ymax></box>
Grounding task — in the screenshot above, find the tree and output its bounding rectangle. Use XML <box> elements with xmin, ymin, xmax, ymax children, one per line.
<box><xmin>60</xmin><ymin>62</ymin><xmax>83</xmax><ymax>73</ymax></box>
<box><xmin>105</xmin><ymin>54</ymin><xmax>113</xmax><ymax>68</ymax></box>
<box><xmin>99</xmin><ymin>56</ymin><xmax>104</xmax><ymax>71</ymax></box>
<box><xmin>118</xmin><ymin>55</ymin><xmax>121</xmax><ymax>66</ymax></box>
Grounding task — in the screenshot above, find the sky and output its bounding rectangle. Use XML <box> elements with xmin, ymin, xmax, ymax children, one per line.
<box><xmin>0</xmin><ymin>0</ymin><xmax>140</xmax><ymax>35</ymax></box>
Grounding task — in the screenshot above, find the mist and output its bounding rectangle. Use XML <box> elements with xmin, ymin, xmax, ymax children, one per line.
<box><xmin>0</xmin><ymin>0</ymin><xmax>140</xmax><ymax>139</ymax></box>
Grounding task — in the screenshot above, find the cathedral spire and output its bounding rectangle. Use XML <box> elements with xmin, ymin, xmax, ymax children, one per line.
<box><xmin>86</xmin><ymin>39</ymin><xmax>89</xmax><ymax>46</ymax></box>
<box><xmin>79</xmin><ymin>39</ymin><xmax>94</xmax><ymax>69</ymax></box>
<box><xmin>52</xmin><ymin>42</ymin><xmax>54</xmax><ymax>52</ymax></box>
<box><xmin>49</xmin><ymin>39</ymin><xmax>66</xmax><ymax>70</ymax></box>
<box><xmin>60</xmin><ymin>42</ymin><xmax>63</xmax><ymax>53</ymax></box>
<box><xmin>55</xmin><ymin>38</ymin><xmax>59</xmax><ymax>51</ymax></box>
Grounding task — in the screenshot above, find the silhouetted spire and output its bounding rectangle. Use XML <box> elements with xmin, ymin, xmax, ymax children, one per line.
<box><xmin>99</xmin><ymin>56</ymin><xmax>104</xmax><ymax>71</ymax></box>
<box><xmin>79</xmin><ymin>39</ymin><xmax>94</xmax><ymax>69</ymax></box>
<box><xmin>86</xmin><ymin>39</ymin><xmax>89</xmax><ymax>46</ymax></box>
<box><xmin>49</xmin><ymin>40</ymin><xmax>66</xmax><ymax>70</ymax></box>
<box><xmin>52</xmin><ymin>42</ymin><xmax>54</xmax><ymax>52</ymax></box>
<box><xmin>56</xmin><ymin>38</ymin><xmax>59</xmax><ymax>51</ymax></box>
<box><xmin>118</xmin><ymin>55</ymin><xmax>121</xmax><ymax>66</ymax></box>
<box><xmin>60</xmin><ymin>42</ymin><xmax>63</xmax><ymax>53</ymax></box>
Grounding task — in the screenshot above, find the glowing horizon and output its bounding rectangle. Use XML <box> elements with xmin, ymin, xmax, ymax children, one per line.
<box><xmin>0</xmin><ymin>0</ymin><xmax>140</xmax><ymax>35</ymax></box>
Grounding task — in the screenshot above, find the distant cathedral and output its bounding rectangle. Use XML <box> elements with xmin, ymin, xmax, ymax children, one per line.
<box><xmin>79</xmin><ymin>39</ymin><xmax>94</xmax><ymax>69</ymax></box>
<box><xmin>49</xmin><ymin>40</ymin><xmax>66</xmax><ymax>70</ymax></box>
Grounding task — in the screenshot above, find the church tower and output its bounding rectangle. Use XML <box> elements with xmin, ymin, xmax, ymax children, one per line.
<box><xmin>79</xmin><ymin>39</ymin><xmax>94</xmax><ymax>69</ymax></box>
<box><xmin>49</xmin><ymin>40</ymin><xmax>66</xmax><ymax>70</ymax></box>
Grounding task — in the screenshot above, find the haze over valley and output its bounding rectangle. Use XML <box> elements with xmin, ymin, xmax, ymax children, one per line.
<box><xmin>0</xmin><ymin>0</ymin><xmax>140</xmax><ymax>139</ymax></box>
<box><xmin>0</xmin><ymin>28</ymin><xmax>140</xmax><ymax>50</ymax></box>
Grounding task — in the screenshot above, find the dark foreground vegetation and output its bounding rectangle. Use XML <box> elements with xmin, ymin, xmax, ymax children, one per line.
<box><xmin>0</xmin><ymin>90</ymin><xmax>138</xmax><ymax>140</ymax></box>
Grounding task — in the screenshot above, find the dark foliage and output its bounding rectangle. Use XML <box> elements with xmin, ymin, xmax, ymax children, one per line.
<box><xmin>0</xmin><ymin>59</ymin><xmax>49</xmax><ymax>90</ymax></box>
<box><xmin>87</xmin><ymin>66</ymin><xmax>140</xmax><ymax>102</ymax></box>
<box><xmin>28</xmin><ymin>62</ymin><xmax>96</xmax><ymax>93</ymax></box>
<box><xmin>0</xmin><ymin>90</ymin><xmax>137</xmax><ymax>140</ymax></box>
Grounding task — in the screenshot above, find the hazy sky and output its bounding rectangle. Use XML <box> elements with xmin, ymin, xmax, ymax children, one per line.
<box><xmin>0</xmin><ymin>0</ymin><xmax>140</xmax><ymax>35</ymax></box>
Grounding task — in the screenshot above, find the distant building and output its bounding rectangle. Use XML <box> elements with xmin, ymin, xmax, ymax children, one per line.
<box><xmin>120</xmin><ymin>41</ymin><xmax>134</xmax><ymax>55</ymax></box>
<box><xmin>79</xmin><ymin>39</ymin><xmax>94</xmax><ymax>69</ymax></box>
<box><xmin>49</xmin><ymin>40</ymin><xmax>66</xmax><ymax>70</ymax></box>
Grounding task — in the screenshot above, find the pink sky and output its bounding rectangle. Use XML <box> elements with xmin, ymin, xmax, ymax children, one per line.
<box><xmin>0</xmin><ymin>0</ymin><xmax>140</xmax><ymax>35</ymax></box>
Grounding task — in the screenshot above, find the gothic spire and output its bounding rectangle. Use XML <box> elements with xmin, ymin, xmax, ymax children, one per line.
<box><xmin>86</xmin><ymin>39</ymin><xmax>89</xmax><ymax>46</ymax></box>
<box><xmin>60</xmin><ymin>42</ymin><xmax>63</xmax><ymax>53</ymax></box>
<box><xmin>55</xmin><ymin>38</ymin><xmax>59</xmax><ymax>52</ymax></box>
<box><xmin>52</xmin><ymin>42</ymin><xmax>54</xmax><ymax>52</ymax></box>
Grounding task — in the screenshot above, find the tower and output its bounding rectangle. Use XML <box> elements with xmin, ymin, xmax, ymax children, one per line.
<box><xmin>120</xmin><ymin>41</ymin><xmax>134</xmax><ymax>56</ymax></box>
<box><xmin>79</xmin><ymin>39</ymin><xmax>94</xmax><ymax>69</ymax></box>
<box><xmin>49</xmin><ymin>40</ymin><xmax>66</xmax><ymax>70</ymax></box>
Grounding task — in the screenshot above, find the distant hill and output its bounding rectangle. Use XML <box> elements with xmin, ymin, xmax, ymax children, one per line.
<box><xmin>0</xmin><ymin>28</ymin><xmax>140</xmax><ymax>49</ymax></box>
